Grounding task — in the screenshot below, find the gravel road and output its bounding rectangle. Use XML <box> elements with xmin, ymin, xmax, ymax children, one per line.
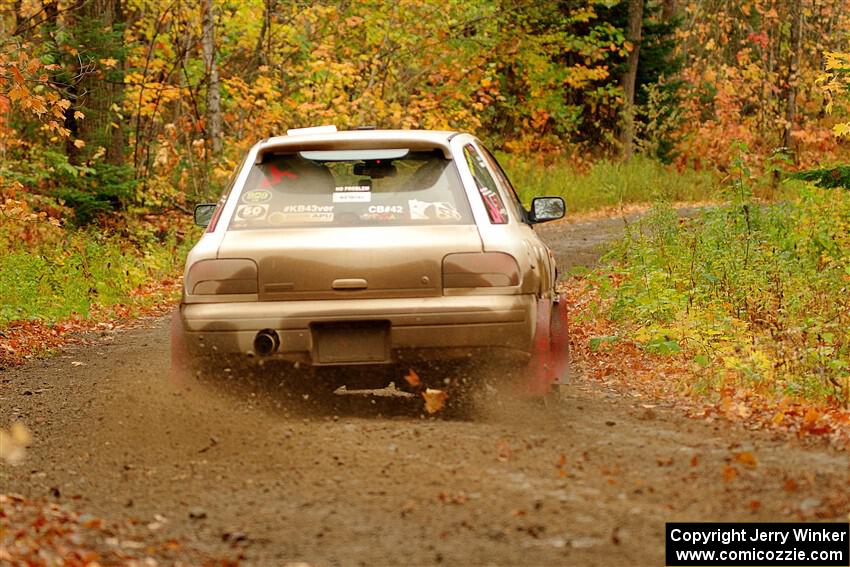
<box><xmin>2</xmin><ymin>213</ymin><xmax>848</xmax><ymax>566</ymax></box>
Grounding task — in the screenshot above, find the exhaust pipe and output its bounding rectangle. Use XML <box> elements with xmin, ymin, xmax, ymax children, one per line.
<box><xmin>254</xmin><ymin>329</ymin><xmax>280</xmax><ymax>356</ymax></box>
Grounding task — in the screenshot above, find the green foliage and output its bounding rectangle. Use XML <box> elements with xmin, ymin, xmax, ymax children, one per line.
<box><xmin>563</xmin><ymin>0</ymin><xmax>683</xmax><ymax>153</ymax></box>
<box><xmin>598</xmin><ymin>184</ymin><xmax>850</xmax><ymax>403</ymax></box>
<box><xmin>499</xmin><ymin>154</ymin><xmax>718</xmax><ymax>212</ymax></box>
<box><xmin>635</xmin><ymin>78</ymin><xmax>685</xmax><ymax>163</ymax></box>
<box><xmin>474</xmin><ymin>0</ymin><xmax>628</xmax><ymax>150</ymax></box>
<box><xmin>0</xmin><ymin>216</ymin><xmax>197</xmax><ymax>326</ymax></box>
<box><xmin>2</xmin><ymin>149</ymin><xmax>137</xmax><ymax>225</ymax></box>
<box><xmin>57</xmin><ymin>163</ymin><xmax>138</xmax><ymax>225</ymax></box>
<box><xmin>792</xmin><ymin>165</ymin><xmax>850</xmax><ymax>190</ymax></box>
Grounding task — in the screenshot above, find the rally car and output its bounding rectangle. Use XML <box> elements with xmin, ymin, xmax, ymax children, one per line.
<box><xmin>171</xmin><ymin>126</ymin><xmax>569</xmax><ymax>397</ymax></box>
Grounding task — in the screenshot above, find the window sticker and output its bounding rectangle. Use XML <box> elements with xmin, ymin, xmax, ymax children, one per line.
<box><xmin>335</xmin><ymin>185</ymin><xmax>372</xmax><ymax>192</ymax></box>
<box><xmin>268</xmin><ymin>211</ymin><xmax>286</xmax><ymax>225</ymax></box>
<box><xmin>259</xmin><ymin>164</ymin><xmax>298</xmax><ymax>188</ymax></box>
<box><xmin>477</xmin><ymin>186</ymin><xmax>508</xmax><ymax>224</ymax></box>
<box><xmin>278</xmin><ymin>213</ymin><xmax>334</xmax><ymax>224</ymax></box>
<box><xmin>361</xmin><ymin>212</ymin><xmax>403</xmax><ymax>221</ymax></box>
<box><xmin>235</xmin><ymin>204</ymin><xmax>269</xmax><ymax>221</ymax></box>
<box><xmin>242</xmin><ymin>190</ymin><xmax>272</xmax><ymax>203</ymax></box>
<box><xmin>368</xmin><ymin>205</ymin><xmax>404</xmax><ymax>214</ymax></box>
<box><xmin>333</xmin><ymin>192</ymin><xmax>371</xmax><ymax>203</ymax></box>
<box><xmin>463</xmin><ymin>145</ymin><xmax>509</xmax><ymax>224</ymax></box>
<box><xmin>281</xmin><ymin>204</ymin><xmax>334</xmax><ymax>213</ymax></box>
<box><xmin>408</xmin><ymin>200</ymin><xmax>462</xmax><ymax>221</ymax></box>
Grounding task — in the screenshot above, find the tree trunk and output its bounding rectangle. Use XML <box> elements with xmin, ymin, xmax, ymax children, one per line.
<box><xmin>619</xmin><ymin>0</ymin><xmax>644</xmax><ymax>159</ymax></box>
<box><xmin>661</xmin><ymin>0</ymin><xmax>677</xmax><ymax>21</ymax></box>
<box><xmin>40</xmin><ymin>0</ymin><xmax>81</xmax><ymax>164</ymax></box>
<box><xmin>75</xmin><ymin>0</ymin><xmax>127</xmax><ymax>166</ymax></box>
<box><xmin>253</xmin><ymin>0</ymin><xmax>275</xmax><ymax>67</ymax></box>
<box><xmin>783</xmin><ymin>0</ymin><xmax>802</xmax><ymax>151</ymax></box>
<box><xmin>12</xmin><ymin>0</ymin><xmax>22</xmax><ymax>32</ymax></box>
<box><xmin>202</xmin><ymin>0</ymin><xmax>222</xmax><ymax>155</ymax></box>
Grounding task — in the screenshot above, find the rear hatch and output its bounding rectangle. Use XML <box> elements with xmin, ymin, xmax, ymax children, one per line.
<box><xmin>219</xmin><ymin>147</ymin><xmax>483</xmax><ymax>300</ymax></box>
<box><xmin>218</xmin><ymin>225</ymin><xmax>482</xmax><ymax>300</ymax></box>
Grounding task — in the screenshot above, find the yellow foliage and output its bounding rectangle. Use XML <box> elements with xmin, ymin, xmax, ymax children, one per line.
<box><xmin>819</xmin><ymin>51</ymin><xmax>850</xmax><ymax>138</ymax></box>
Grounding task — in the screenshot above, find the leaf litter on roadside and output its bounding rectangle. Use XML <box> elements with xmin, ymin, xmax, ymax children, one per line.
<box><xmin>563</xmin><ymin>277</ymin><xmax>850</xmax><ymax>448</ymax></box>
<box><xmin>0</xmin><ymin>494</ymin><xmax>239</xmax><ymax>565</ymax></box>
<box><xmin>0</xmin><ymin>278</ymin><xmax>179</xmax><ymax>368</ymax></box>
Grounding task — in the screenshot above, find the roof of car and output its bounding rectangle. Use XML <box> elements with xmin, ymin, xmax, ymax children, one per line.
<box><xmin>257</xmin><ymin>129</ymin><xmax>460</xmax><ymax>161</ymax></box>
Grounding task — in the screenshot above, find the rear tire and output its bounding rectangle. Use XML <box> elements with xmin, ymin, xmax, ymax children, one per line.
<box><xmin>549</xmin><ymin>292</ymin><xmax>570</xmax><ymax>387</ymax></box>
<box><xmin>516</xmin><ymin>293</ymin><xmax>570</xmax><ymax>399</ymax></box>
<box><xmin>170</xmin><ymin>310</ymin><xmax>232</xmax><ymax>391</ymax></box>
<box><xmin>170</xmin><ymin>309</ymin><xmax>199</xmax><ymax>391</ymax></box>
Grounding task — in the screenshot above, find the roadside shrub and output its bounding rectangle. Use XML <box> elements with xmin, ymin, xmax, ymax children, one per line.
<box><xmin>0</xmin><ymin>199</ymin><xmax>197</xmax><ymax>325</ymax></box>
<box><xmin>1</xmin><ymin>150</ymin><xmax>137</xmax><ymax>225</ymax></box>
<box><xmin>792</xmin><ymin>165</ymin><xmax>850</xmax><ymax>190</ymax></box>
<box><xmin>598</xmin><ymin>185</ymin><xmax>850</xmax><ymax>404</ymax></box>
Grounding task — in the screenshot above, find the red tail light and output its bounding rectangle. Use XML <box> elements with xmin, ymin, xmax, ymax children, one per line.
<box><xmin>442</xmin><ymin>252</ymin><xmax>520</xmax><ymax>288</ymax></box>
<box><xmin>186</xmin><ymin>259</ymin><xmax>258</xmax><ymax>295</ymax></box>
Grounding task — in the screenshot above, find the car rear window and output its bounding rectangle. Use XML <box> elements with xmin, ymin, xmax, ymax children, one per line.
<box><xmin>229</xmin><ymin>150</ymin><xmax>473</xmax><ymax>229</ymax></box>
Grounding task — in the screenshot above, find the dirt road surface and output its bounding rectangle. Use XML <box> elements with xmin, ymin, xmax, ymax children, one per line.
<box><xmin>2</xmin><ymin>214</ymin><xmax>848</xmax><ymax>566</ymax></box>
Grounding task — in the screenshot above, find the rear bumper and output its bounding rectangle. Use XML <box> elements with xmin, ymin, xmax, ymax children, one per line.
<box><xmin>180</xmin><ymin>294</ymin><xmax>536</xmax><ymax>365</ymax></box>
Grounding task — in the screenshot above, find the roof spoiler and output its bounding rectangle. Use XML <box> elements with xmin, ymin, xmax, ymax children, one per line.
<box><xmin>256</xmin><ymin>131</ymin><xmax>455</xmax><ymax>163</ymax></box>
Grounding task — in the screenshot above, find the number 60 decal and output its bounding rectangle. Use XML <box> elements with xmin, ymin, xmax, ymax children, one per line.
<box><xmin>235</xmin><ymin>204</ymin><xmax>269</xmax><ymax>221</ymax></box>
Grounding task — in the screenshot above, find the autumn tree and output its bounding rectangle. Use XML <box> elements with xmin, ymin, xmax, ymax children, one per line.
<box><xmin>2</xmin><ymin>0</ymin><xmax>850</xmax><ymax>225</ymax></box>
<box><xmin>619</xmin><ymin>0</ymin><xmax>644</xmax><ymax>158</ymax></box>
<box><xmin>782</xmin><ymin>0</ymin><xmax>803</xmax><ymax>151</ymax></box>
<box><xmin>201</xmin><ymin>0</ymin><xmax>221</xmax><ymax>155</ymax></box>
<box><xmin>75</xmin><ymin>0</ymin><xmax>128</xmax><ymax>168</ymax></box>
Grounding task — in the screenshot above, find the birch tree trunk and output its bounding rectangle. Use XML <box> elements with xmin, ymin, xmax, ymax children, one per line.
<box><xmin>202</xmin><ymin>0</ymin><xmax>222</xmax><ymax>155</ymax></box>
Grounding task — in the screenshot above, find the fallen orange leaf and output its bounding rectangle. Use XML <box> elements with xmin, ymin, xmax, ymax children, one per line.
<box><xmin>404</xmin><ymin>368</ymin><xmax>421</xmax><ymax>388</ymax></box>
<box><xmin>722</xmin><ymin>465</ymin><xmax>738</xmax><ymax>483</ymax></box>
<box><xmin>734</xmin><ymin>451</ymin><xmax>758</xmax><ymax>468</ymax></box>
<box><xmin>422</xmin><ymin>388</ymin><xmax>448</xmax><ymax>414</ymax></box>
<box><xmin>803</xmin><ymin>407</ymin><xmax>821</xmax><ymax>424</ymax></box>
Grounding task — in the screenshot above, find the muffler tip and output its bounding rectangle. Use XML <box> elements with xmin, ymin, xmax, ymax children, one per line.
<box><xmin>254</xmin><ymin>329</ymin><xmax>280</xmax><ymax>356</ymax></box>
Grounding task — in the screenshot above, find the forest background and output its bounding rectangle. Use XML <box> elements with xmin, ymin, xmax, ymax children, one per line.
<box><xmin>1</xmin><ymin>0</ymin><xmax>849</xmax><ymax>418</ymax></box>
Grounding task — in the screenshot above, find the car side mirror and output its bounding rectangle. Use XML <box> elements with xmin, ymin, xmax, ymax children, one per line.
<box><xmin>529</xmin><ymin>197</ymin><xmax>565</xmax><ymax>223</ymax></box>
<box><xmin>194</xmin><ymin>203</ymin><xmax>218</xmax><ymax>227</ymax></box>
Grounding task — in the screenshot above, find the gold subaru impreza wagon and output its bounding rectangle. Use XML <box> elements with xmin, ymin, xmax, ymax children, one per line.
<box><xmin>172</xmin><ymin>127</ymin><xmax>569</xmax><ymax>397</ymax></box>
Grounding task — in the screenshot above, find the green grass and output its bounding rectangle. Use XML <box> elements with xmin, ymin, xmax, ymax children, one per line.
<box><xmin>594</xmin><ymin>184</ymin><xmax>850</xmax><ymax>403</ymax></box>
<box><xmin>0</xmin><ymin>219</ymin><xmax>198</xmax><ymax>326</ymax></box>
<box><xmin>499</xmin><ymin>154</ymin><xmax>719</xmax><ymax>213</ymax></box>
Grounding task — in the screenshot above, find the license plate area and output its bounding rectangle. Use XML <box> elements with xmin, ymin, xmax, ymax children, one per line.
<box><xmin>312</xmin><ymin>321</ymin><xmax>390</xmax><ymax>364</ymax></box>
